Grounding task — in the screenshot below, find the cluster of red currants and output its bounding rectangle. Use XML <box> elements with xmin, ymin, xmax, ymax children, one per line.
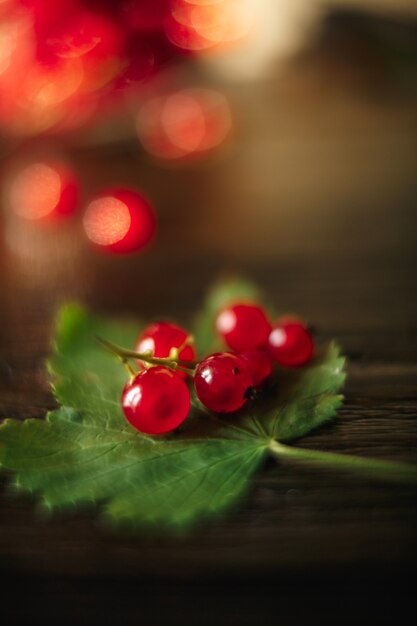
<box><xmin>121</xmin><ymin>303</ymin><xmax>314</xmax><ymax>435</ymax></box>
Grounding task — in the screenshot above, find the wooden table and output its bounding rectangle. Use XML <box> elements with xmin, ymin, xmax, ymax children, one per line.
<box><xmin>1</xmin><ymin>27</ymin><xmax>417</xmax><ymax>623</ymax></box>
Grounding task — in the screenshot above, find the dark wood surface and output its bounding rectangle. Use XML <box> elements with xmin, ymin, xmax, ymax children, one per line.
<box><xmin>1</xmin><ymin>20</ymin><xmax>417</xmax><ymax>623</ymax></box>
<box><xmin>1</xmin><ymin>250</ymin><xmax>416</xmax><ymax>624</ymax></box>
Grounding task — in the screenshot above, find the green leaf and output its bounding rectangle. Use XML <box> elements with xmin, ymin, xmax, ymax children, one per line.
<box><xmin>254</xmin><ymin>342</ymin><xmax>346</xmax><ymax>442</ymax></box>
<box><xmin>0</xmin><ymin>408</ymin><xmax>263</xmax><ymax>528</ymax></box>
<box><xmin>49</xmin><ymin>303</ymin><xmax>139</xmax><ymax>429</ymax></box>
<box><xmin>0</xmin><ymin>282</ymin><xmax>353</xmax><ymax>531</ymax></box>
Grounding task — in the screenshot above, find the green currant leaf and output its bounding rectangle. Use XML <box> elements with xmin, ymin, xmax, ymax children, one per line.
<box><xmin>0</xmin><ymin>408</ymin><xmax>264</xmax><ymax>528</ymax></box>
<box><xmin>0</xmin><ymin>290</ymin><xmax>352</xmax><ymax>531</ymax></box>
<box><xmin>247</xmin><ymin>342</ymin><xmax>346</xmax><ymax>442</ymax></box>
<box><xmin>49</xmin><ymin>304</ymin><xmax>139</xmax><ymax>430</ymax></box>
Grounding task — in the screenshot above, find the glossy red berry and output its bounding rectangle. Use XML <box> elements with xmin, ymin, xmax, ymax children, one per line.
<box><xmin>239</xmin><ymin>349</ymin><xmax>273</xmax><ymax>386</ymax></box>
<box><xmin>194</xmin><ymin>352</ymin><xmax>254</xmax><ymax>414</ymax></box>
<box><xmin>216</xmin><ymin>303</ymin><xmax>271</xmax><ymax>351</ymax></box>
<box><xmin>122</xmin><ymin>366</ymin><xmax>190</xmax><ymax>435</ymax></box>
<box><xmin>135</xmin><ymin>321</ymin><xmax>195</xmax><ymax>378</ymax></box>
<box><xmin>268</xmin><ymin>320</ymin><xmax>314</xmax><ymax>368</ymax></box>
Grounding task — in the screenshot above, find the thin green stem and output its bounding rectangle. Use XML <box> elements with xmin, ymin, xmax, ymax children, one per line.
<box><xmin>121</xmin><ymin>359</ymin><xmax>136</xmax><ymax>381</ymax></box>
<box><xmin>268</xmin><ymin>440</ymin><xmax>417</xmax><ymax>484</ymax></box>
<box><xmin>96</xmin><ymin>336</ymin><xmax>196</xmax><ymax>377</ymax></box>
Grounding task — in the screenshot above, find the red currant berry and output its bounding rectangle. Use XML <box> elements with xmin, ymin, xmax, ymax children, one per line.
<box><xmin>135</xmin><ymin>321</ymin><xmax>195</xmax><ymax>378</ymax></box>
<box><xmin>194</xmin><ymin>352</ymin><xmax>253</xmax><ymax>414</ymax></box>
<box><xmin>216</xmin><ymin>303</ymin><xmax>271</xmax><ymax>351</ymax></box>
<box><xmin>122</xmin><ymin>366</ymin><xmax>190</xmax><ymax>435</ymax></box>
<box><xmin>268</xmin><ymin>320</ymin><xmax>314</xmax><ymax>368</ymax></box>
<box><xmin>239</xmin><ymin>349</ymin><xmax>273</xmax><ymax>386</ymax></box>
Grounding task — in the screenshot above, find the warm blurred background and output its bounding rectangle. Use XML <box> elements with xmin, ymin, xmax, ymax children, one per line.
<box><xmin>0</xmin><ymin>0</ymin><xmax>416</xmax><ymax>352</ymax></box>
<box><xmin>1</xmin><ymin>0</ymin><xmax>416</xmax><ymax>274</ymax></box>
<box><xmin>1</xmin><ymin>2</ymin><xmax>417</xmax><ymax>624</ymax></box>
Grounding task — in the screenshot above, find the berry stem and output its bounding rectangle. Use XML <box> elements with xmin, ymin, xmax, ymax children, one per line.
<box><xmin>96</xmin><ymin>336</ymin><xmax>196</xmax><ymax>377</ymax></box>
<box><xmin>121</xmin><ymin>359</ymin><xmax>136</xmax><ymax>381</ymax></box>
<box><xmin>268</xmin><ymin>440</ymin><xmax>417</xmax><ymax>484</ymax></box>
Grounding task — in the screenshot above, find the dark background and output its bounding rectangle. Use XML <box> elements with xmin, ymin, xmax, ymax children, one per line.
<box><xmin>1</xmin><ymin>6</ymin><xmax>417</xmax><ymax>625</ymax></box>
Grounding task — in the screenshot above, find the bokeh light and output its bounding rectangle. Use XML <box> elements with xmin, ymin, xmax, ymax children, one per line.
<box><xmin>8</xmin><ymin>159</ymin><xmax>79</xmax><ymax>221</ymax></box>
<box><xmin>191</xmin><ymin>0</ymin><xmax>252</xmax><ymax>45</ymax></box>
<box><xmin>83</xmin><ymin>189</ymin><xmax>156</xmax><ymax>254</ymax></box>
<box><xmin>164</xmin><ymin>12</ymin><xmax>214</xmax><ymax>52</ymax></box>
<box><xmin>45</xmin><ymin>10</ymin><xmax>121</xmax><ymax>61</ymax></box>
<box><xmin>0</xmin><ymin>0</ymin><xmax>250</xmax><ymax>136</ymax></box>
<box><xmin>137</xmin><ymin>87</ymin><xmax>232</xmax><ymax>160</ymax></box>
<box><xmin>0</xmin><ymin>1</ymin><xmax>171</xmax><ymax>135</ymax></box>
<box><xmin>166</xmin><ymin>0</ymin><xmax>253</xmax><ymax>52</ymax></box>
<box><xmin>83</xmin><ymin>196</ymin><xmax>131</xmax><ymax>247</ymax></box>
<box><xmin>45</xmin><ymin>9</ymin><xmax>124</xmax><ymax>95</ymax></box>
<box><xmin>163</xmin><ymin>91</ymin><xmax>207</xmax><ymax>151</ymax></box>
